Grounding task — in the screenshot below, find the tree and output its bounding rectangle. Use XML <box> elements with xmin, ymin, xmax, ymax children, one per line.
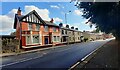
<box><xmin>75</xmin><ymin>2</ymin><xmax>120</xmax><ymax>40</ymax></box>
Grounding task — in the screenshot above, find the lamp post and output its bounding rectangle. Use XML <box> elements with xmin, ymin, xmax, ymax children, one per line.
<box><xmin>64</xmin><ymin>11</ymin><xmax>71</xmax><ymax>45</ymax></box>
<box><xmin>64</xmin><ymin>11</ymin><xmax>71</xmax><ymax>24</ymax></box>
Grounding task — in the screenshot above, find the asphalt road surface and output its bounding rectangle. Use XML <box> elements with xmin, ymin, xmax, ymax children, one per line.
<box><xmin>1</xmin><ymin>39</ymin><xmax>112</xmax><ymax>70</ymax></box>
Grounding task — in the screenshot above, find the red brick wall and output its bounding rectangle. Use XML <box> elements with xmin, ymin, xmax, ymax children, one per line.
<box><xmin>22</xmin><ymin>36</ymin><xmax>26</xmax><ymax>46</ymax></box>
<box><xmin>21</xmin><ymin>22</ymin><xmax>28</xmax><ymax>31</ymax></box>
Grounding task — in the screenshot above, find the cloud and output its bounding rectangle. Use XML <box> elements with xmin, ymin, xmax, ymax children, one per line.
<box><xmin>50</xmin><ymin>5</ymin><xmax>60</xmax><ymax>9</ymax></box>
<box><xmin>58</xmin><ymin>4</ymin><xmax>64</xmax><ymax>9</ymax></box>
<box><xmin>74</xmin><ymin>10</ymin><xmax>83</xmax><ymax>16</ymax></box>
<box><xmin>0</xmin><ymin>8</ymin><xmax>18</xmax><ymax>31</ymax></box>
<box><xmin>53</xmin><ymin>17</ymin><xmax>63</xmax><ymax>23</ymax></box>
<box><xmin>1</xmin><ymin>5</ymin><xmax>63</xmax><ymax>35</ymax></box>
<box><xmin>24</xmin><ymin>5</ymin><xmax>50</xmax><ymax>21</ymax></box>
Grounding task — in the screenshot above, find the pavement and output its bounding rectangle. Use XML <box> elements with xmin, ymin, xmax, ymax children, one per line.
<box><xmin>0</xmin><ymin>45</ymin><xmax>67</xmax><ymax>57</ymax></box>
<box><xmin>1</xmin><ymin>39</ymin><xmax>110</xmax><ymax>69</ymax></box>
<box><xmin>73</xmin><ymin>39</ymin><xmax>119</xmax><ymax>69</ymax></box>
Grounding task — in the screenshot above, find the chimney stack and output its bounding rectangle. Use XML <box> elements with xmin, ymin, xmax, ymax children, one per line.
<box><xmin>50</xmin><ymin>18</ymin><xmax>54</xmax><ymax>23</ymax></box>
<box><xmin>66</xmin><ymin>25</ymin><xmax>69</xmax><ymax>28</ymax></box>
<box><xmin>71</xmin><ymin>26</ymin><xmax>74</xmax><ymax>29</ymax></box>
<box><xmin>59</xmin><ymin>23</ymin><xmax>63</xmax><ymax>27</ymax></box>
<box><xmin>75</xmin><ymin>28</ymin><xmax>78</xmax><ymax>30</ymax></box>
<box><xmin>17</xmin><ymin>7</ymin><xmax>21</xmax><ymax>16</ymax></box>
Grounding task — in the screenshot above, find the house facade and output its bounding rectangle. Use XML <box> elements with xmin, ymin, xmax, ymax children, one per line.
<box><xmin>74</xmin><ymin>28</ymin><xmax>82</xmax><ymax>43</ymax></box>
<box><xmin>14</xmin><ymin>8</ymin><xmax>61</xmax><ymax>48</ymax></box>
<box><xmin>59</xmin><ymin>23</ymin><xmax>69</xmax><ymax>44</ymax></box>
<box><xmin>59</xmin><ymin>23</ymin><xmax>81</xmax><ymax>44</ymax></box>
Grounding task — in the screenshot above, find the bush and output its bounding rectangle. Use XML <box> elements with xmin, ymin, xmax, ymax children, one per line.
<box><xmin>84</xmin><ymin>38</ymin><xmax>88</xmax><ymax>42</ymax></box>
<box><xmin>2</xmin><ymin>39</ymin><xmax>19</xmax><ymax>53</ymax></box>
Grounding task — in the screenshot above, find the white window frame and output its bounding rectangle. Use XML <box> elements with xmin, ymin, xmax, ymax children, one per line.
<box><xmin>32</xmin><ymin>35</ymin><xmax>39</xmax><ymax>44</ymax></box>
<box><xmin>36</xmin><ymin>24</ymin><xmax>40</xmax><ymax>31</ymax></box>
<box><xmin>26</xmin><ymin>35</ymin><xmax>31</xmax><ymax>45</ymax></box>
<box><xmin>53</xmin><ymin>27</ymin><xmax>56</xmax><ymax>32</ymax></box>
<box><xmin>28</xmin><ymin>23</ymin><xmax>32</xmax><ymax>30</ymax></box>
<box><xmin>44</xmin><ymin>26</ymin><xmax>48</xmax><ymax>32</ymax></box>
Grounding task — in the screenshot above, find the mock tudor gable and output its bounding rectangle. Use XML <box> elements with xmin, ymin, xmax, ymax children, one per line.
<box><xmin>20</xmin><ymin>10</ymin><xmax>46</xmax><ymax>24</ymax></box>
<box><xmin>14</xmin><ymin>10</ymin><xmax>46</xmax><ymax>29</ymax></box>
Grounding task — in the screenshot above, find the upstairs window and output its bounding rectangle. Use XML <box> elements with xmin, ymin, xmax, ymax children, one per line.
<box><xmin>53</xmin><ymin>27</ymin><xmax>57</xmax><ymax>32</ymax></box>
<box><xmin>28</xmin><ymin>23</ymin><xmax>32</xmax><ymax>30</ymax></box>
<box><xmin>44</xmin><ymin>26</ymin><xmax>48</xmax><ymax>32</ymax></box>
<box><xmin>65</xmin><ymin>30</ymin><xmax>67</xmax><ymax>34</ymax></box>
<box><xmin>54</xmin><ymin>36</ymin><xmax>56</xmax><ymax>41</ymax></box>
<box><xmin>36</xmin><ymin>24</ymin><xmax>40</xmax><ymax>31</ymax></box>
<box><xmin>57</xmin><ymin>36</ymin><xmax>59</xmax><ymax>42</ymax></box>
<box><xmin>62</xmin><ymin>30</ymin><xmax>64</xmax><ymax>34</ymax></box>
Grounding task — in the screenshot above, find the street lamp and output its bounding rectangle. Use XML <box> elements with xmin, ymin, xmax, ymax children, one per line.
<box><xmin>64</xmin><ymin>11</ymin><xmax>71</xmax><ymax>45</ymax></box>
<box><xmin>64</xmin><ymin>11</ymin><xmax>71</xmax><ymax>24</ymax></box>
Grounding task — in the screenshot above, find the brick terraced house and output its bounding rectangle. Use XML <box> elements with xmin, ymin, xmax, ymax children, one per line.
<box><xmin>14</xmin><ymin>8</ymin><xmax>61</xmax><ymax>48</ymax></box>
<box><xmin>59</xmin><ymin>23</ymin><xmax>82</xmax><ymax>44</ymax></box>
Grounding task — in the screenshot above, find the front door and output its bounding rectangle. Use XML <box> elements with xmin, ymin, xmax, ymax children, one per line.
<box><xmin>44</xmin><ymin>37</ymin><xmax>49</xmax><ymax>44</ymax></box>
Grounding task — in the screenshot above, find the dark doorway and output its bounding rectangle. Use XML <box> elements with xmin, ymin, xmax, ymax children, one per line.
<box><xmin>44</xmin><ymin>37</ymin><xmax>49</xmax><ymax>44</ymax></box>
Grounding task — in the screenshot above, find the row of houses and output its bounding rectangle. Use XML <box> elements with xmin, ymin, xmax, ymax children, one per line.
<box><xmin>13</xmin><ymin>8</ymin><xmax>113</xmax><ymax>49</ymax></box>
<box><xmin>14</xmin><ymin>8</ymin><xmax>83</xmax><ymax>49</ymax></box>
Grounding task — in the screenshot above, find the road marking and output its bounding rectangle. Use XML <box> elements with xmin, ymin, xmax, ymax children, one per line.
<box><xmin>1</xmin><ymin>44</ymin><xmax>75</xmax><ymax>68</ymax></box>
<box><xmin>68</xmin><ymin>62</ymin><xmax>80</xmax><ymax>70</ymax></box>
<box><xmin>0</xmin><ymin>55</ymin><xmax>43</xmax><ymax>68</ymax></box>
<box><xmin>68</xmin><ymin>42</ymin><xmax>107</xmax><ymax>70</ymax></box>
<box><xmin>81</xmin><ymin>43</ymin><xmax>104</xmax><ymax>61</ymax></box>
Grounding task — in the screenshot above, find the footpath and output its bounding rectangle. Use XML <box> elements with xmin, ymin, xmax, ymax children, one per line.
<box><xmin>73</xmin><ymin>40</ymin><xmax>119</xmax><ymax>69</ymax></box>
<box><xmin>0</xmin><ymin>45</ymin><xmax>67</xmax><ymax>57</ymax></box>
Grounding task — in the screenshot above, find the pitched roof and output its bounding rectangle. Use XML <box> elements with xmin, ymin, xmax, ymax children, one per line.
<box><xmin>14</xmin><ymin>10</ymin><xmax>46</xmax><ymax>29</ymax></box>
<box><xmin>44</xmin><ymin>21</ymin><xmax>59</xmax><ymax>27</ymax></box>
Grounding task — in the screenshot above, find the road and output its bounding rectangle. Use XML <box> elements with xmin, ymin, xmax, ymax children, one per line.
<box><xmin>1</xmin><ymin>39</ymin><xmax>112</xmax><ymax>69</ymax></box>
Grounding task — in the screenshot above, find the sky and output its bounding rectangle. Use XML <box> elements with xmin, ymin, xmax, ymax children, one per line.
<box><xmin>0</xmin><ymin>2</ymin><xmax>96</xmax><ymax>35</ymax></box>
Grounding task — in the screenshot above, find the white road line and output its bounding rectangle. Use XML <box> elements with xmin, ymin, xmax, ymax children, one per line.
<box><xmin>81</xmin><ymin>47</ymin><xmax>99</xmax><ymax>61</ymax></box>
<box><xmin>1</xmin><ymin>45</ymin><xmax>73</xmax><ymax>68</ymax></box>
<box><xmin>81</xmin><ymin>42</ymin><xmax>106</xmax><ymax>61</ymax></box>
<box><xmin>69</xmin><ymin>42</ymin><xmax>107</xmax><ymax>70</ymax></box>
<box><xmin>69</xmin><ymin>62</ymin><xmax>80</xmax><ymax>70</ymax></box>
<box><xmin>0</xmin><ymin>55</ymin><xmax>43</xmax><ymax>68</ymax></box>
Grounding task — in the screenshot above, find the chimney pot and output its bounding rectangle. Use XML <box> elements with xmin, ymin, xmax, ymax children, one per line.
<box><xmin>17</xmin><ymin>7</ymin><xmax>21</xmax><ymax>16</ymax></box>
<box><xmin>75</xmin><ymin>28</ymin><xmax>78</xmax><ymax>30</ymax></box>
<box><xmin>66</xmin><ymin>25</ymin><xmax>69</xmax><ymax>28</ymax></box>
<box><xmin>50</xmin><ymin>18</ymin><xmax>54</xmax><ymax>23</ymax></box>
<box><xmin>71</xmin><ymin>26</ymin><xmax>74</xmax><ymax>29</ymax></box>
<box><xmin>59</xmin><ymin>23</ymin><xmax>63</xmax><ymax>27</ymax></box>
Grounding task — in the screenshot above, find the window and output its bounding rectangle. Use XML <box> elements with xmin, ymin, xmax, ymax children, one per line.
<box><xmin>28</xmin><ymin>23</ymin><xmax>32</xmax><ymax>30</ymax></box>
<box><xmin>73</xmin><ymin>37</ymin><xmax>74</xmax><ymax>40</ymax></box>
<box><xmin>69</xmin><ymin>32</ymin><xmax>71</xmax><ymax>34</ymax></box>
<box><xmin>62</xmin><ymin>30</ymin><xmax>64</xmax><ymax>34</ymax></box>
<box><xmin>26</xmin><ymin>36</ymin><xmax>31</xmax><ymax>44</ymax></box>
<box><xmin>65</xmin><ymin>30</ymin><xmax>67</xmax><ymax>34</ymax></box>
<box><xmin>36</xmin><ymin>24</ymin><xmax>40</xmax><ymax>31</ymax></box>
<box><xmin>54</xmin><ymin>36</ymin><xmax>56</xmax><ymax>41</ymax></box>
<box><xmin>44</xmin><ymin>26</ymin><xmax>48</xmax><ymax>32</ymax></box>
<box><xmin>69</xmin><ymin>37</ymin><xmax>71</xmax><ymax>41</ymax></box>
<box><xmin>53</xmin><ymin>27</ymin><xmax>56</xmax><ymax>32</ymax></box>
<box><xmin>33</xmin><ymin>35</ymin><xmax>39</xmax><ymax>43</ymax></box>
<box><xmin>57</xmin><ymin>36</ymin><xmax>59</xmax><ymax>42</ymax></box>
